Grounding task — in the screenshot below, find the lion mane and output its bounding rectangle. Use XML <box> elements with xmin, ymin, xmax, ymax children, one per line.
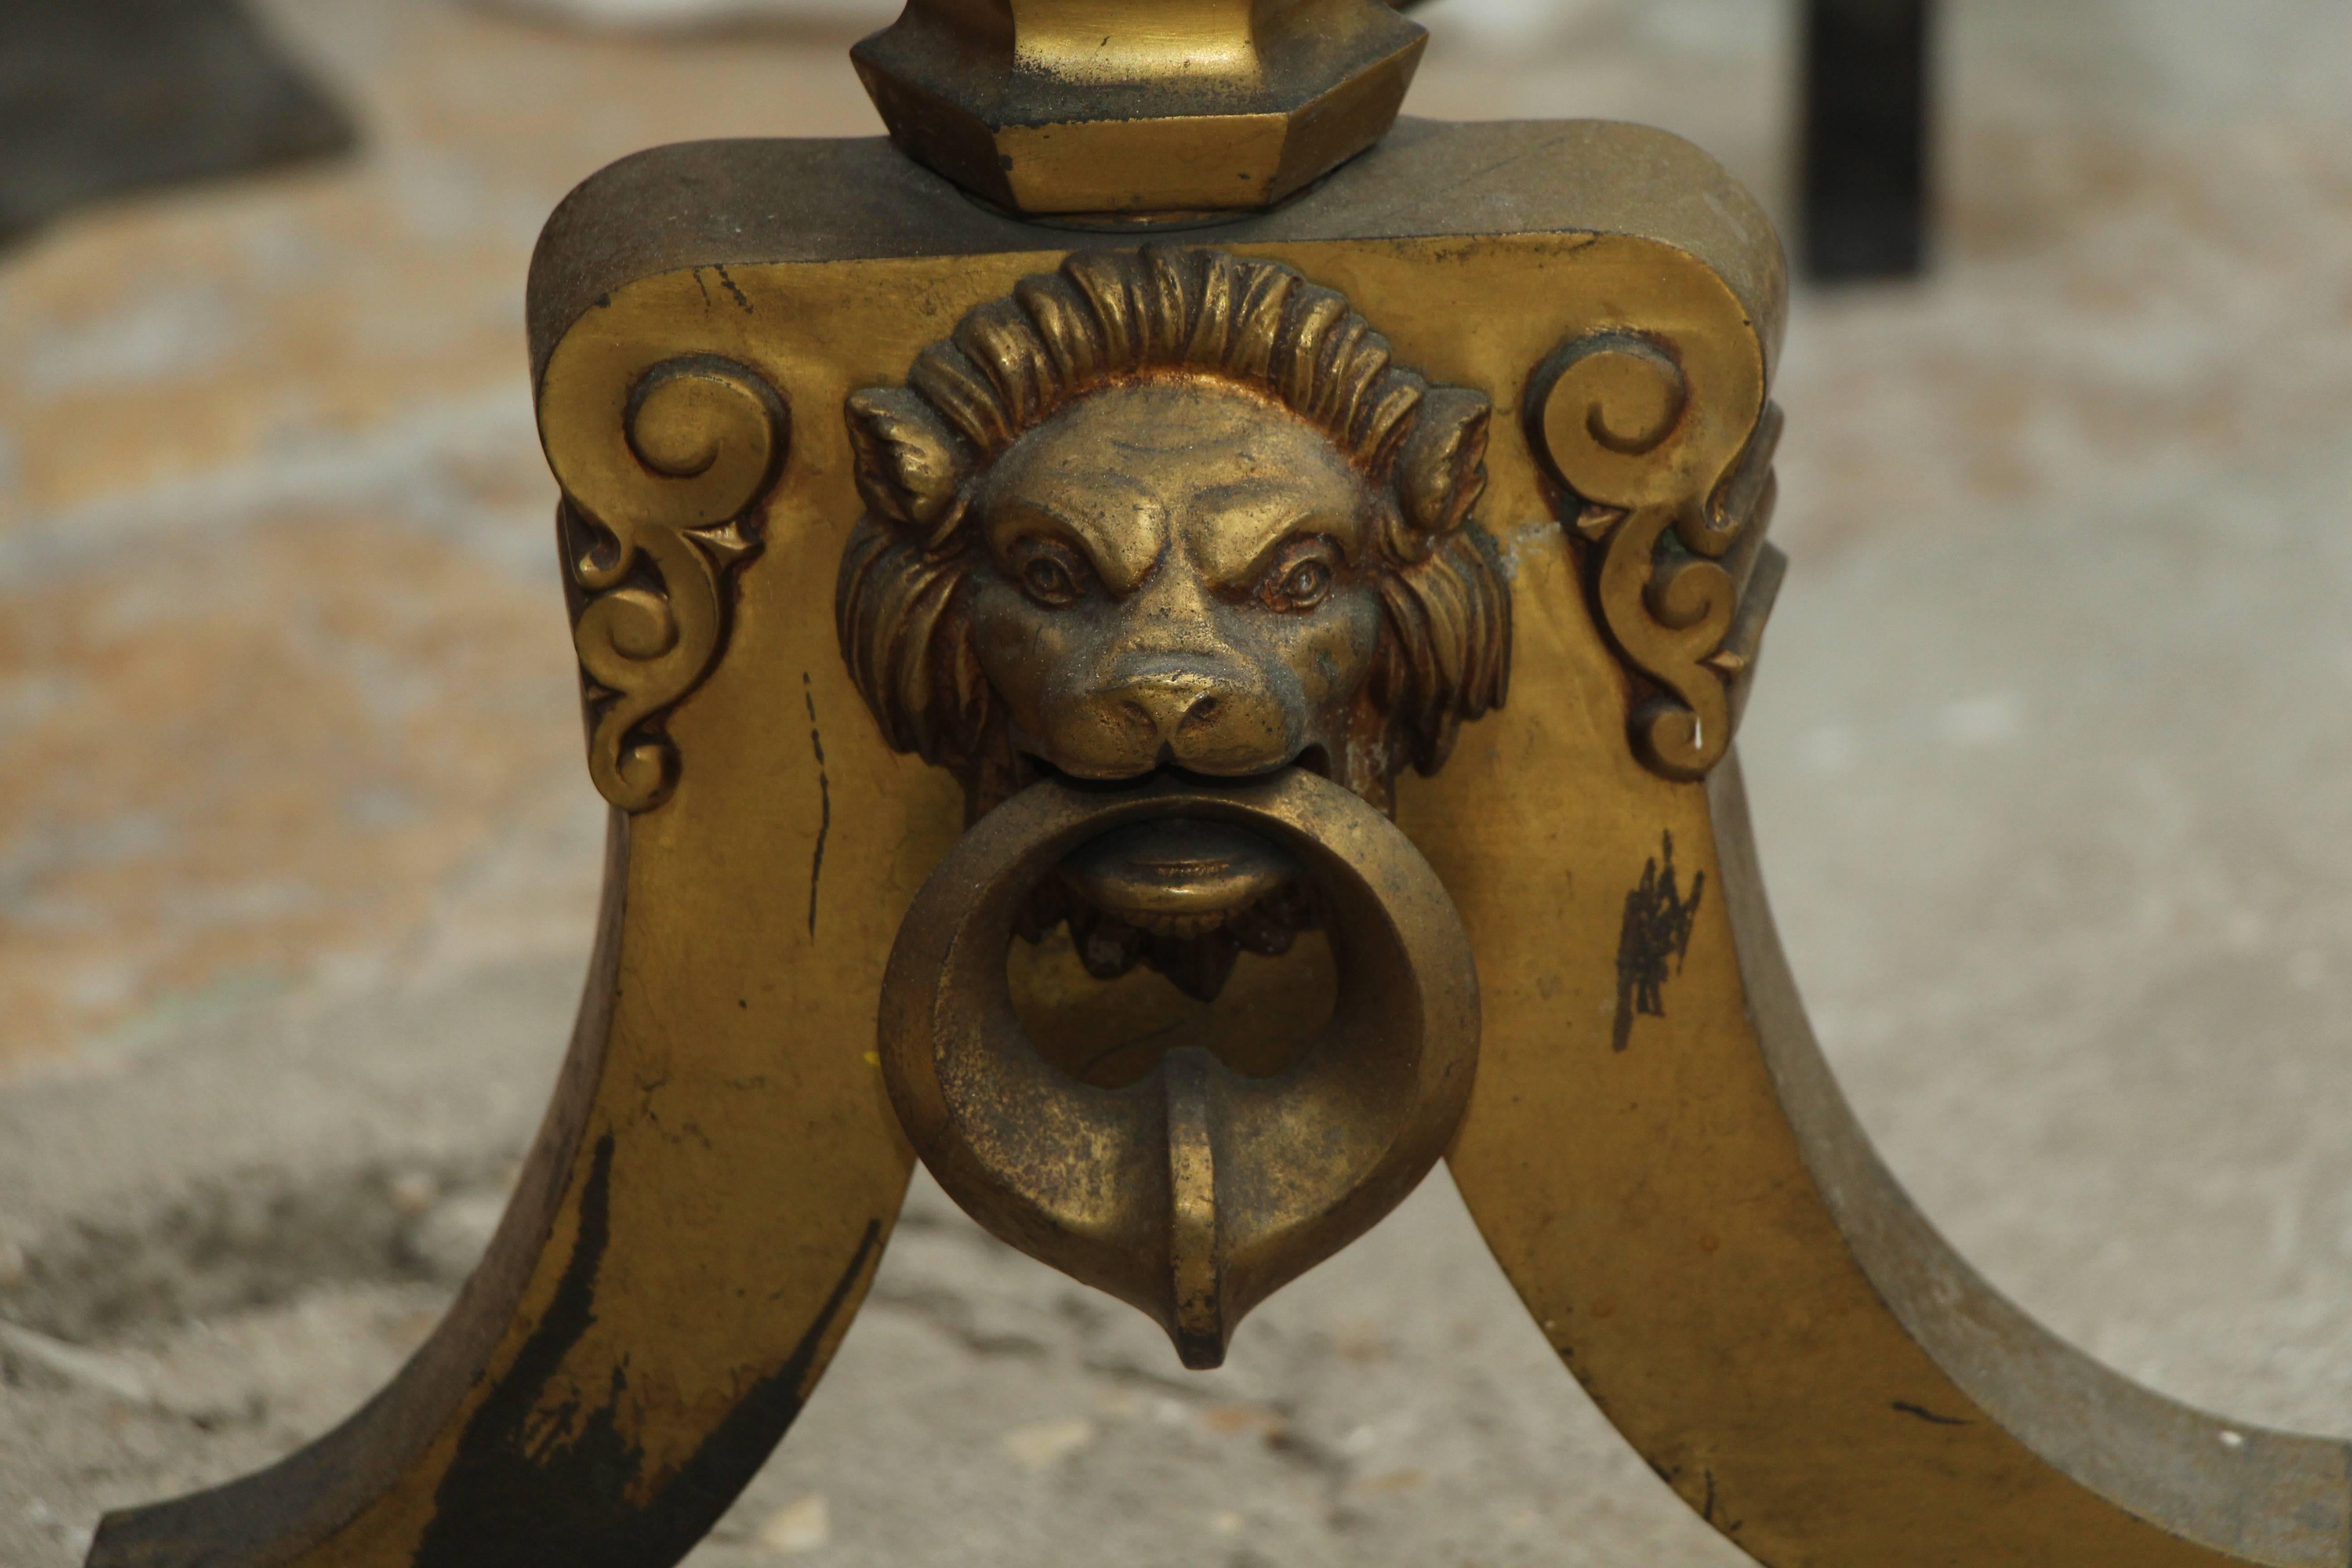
<box><xmin>836</xmin><ymin>244</ymin><xmax>1511</xmax><ymax>816</ymax></box>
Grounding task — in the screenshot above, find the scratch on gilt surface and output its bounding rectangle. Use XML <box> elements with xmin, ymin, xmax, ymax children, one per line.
<box><xmin>804</xmin><ymin>673</ymin><xmax>831</xmax><ymax>938</ymax></box>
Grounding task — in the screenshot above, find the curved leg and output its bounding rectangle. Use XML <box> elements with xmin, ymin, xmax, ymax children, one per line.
<box><xmin>1428</xmin><ymin>726</ymin><xmax>2352</xmax><ymax>1562</ymax></box>
<box><xmin>85</xmin><ymin>617</ymin><xmax>944</xmax><ymax>1567</ymax></box>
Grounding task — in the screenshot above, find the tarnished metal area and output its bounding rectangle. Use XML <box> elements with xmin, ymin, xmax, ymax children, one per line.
<box><xmin>83</xmin><ymin>6</ymin><xmax>2352</xmax><ymax>1568</ymax></box>
<box><xmin>880</xmin><ymin>769</ymin><xmax>1477</xmax><ymax>1369</ymax></box>
<box><xmin>837</xmin><ymin>245</ymin><xmax>1502</xmax><ymax>1366</ymax></box>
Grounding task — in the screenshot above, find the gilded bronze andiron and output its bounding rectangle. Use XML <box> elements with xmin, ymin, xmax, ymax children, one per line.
<box><xmin>88</xmin><ymin>5</ymin><xmax>2347</xmax><ymax>1566</ymax></box>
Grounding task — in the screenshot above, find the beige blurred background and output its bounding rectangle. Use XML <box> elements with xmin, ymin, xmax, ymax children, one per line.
<box><xmin>4</xmin><ymin>0</ymin><xmax>2352</xmax><ymax>1562</ymax></box>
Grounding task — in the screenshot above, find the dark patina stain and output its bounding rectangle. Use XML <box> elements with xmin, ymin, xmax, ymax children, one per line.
<box><xmin>710</xmin><ymin>264</ymin><xmax>753</xmax><ymax>314</ymax></box>
<box><xmin>1698</xmin><ymin>1467</ymin><xmax>1744</xmax><ymax>1534</ymax></box>
<box><xmin>1892</xmin><ymin>1399</ymin><xmax>1972</xmax><ymax>1427</ymax></box>
<box><xmin>1612</xmin><ymin>830</ymin><xmax>1705</xmax><ymax>1052</ymax></box>
<box><xmin>415</xmin><ymin>1134</ymin><xmax>883</xmax><ymax>1567</ymax></box>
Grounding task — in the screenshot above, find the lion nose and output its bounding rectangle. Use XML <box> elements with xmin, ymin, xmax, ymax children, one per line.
<box><xmin>1116</xmin><ymin>676</ymin><xmax>1219</xmax><ymax>742</ymax></box>
<box><xmin>1086</xmin><ymin>671</ymin><xmax>1294</xmax><ymax>776</ymax></box>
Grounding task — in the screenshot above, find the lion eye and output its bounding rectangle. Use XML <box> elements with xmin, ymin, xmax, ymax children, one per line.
<box><xmin>1023</xmin><ymin>558</ymin><xmax>1073</xmax><ymax>599</ymax></box>
<box><xmin>1259</xmin><ymin>544</ymin><xmax>1336</xmax><ymax>612</ymax></box>
<box><xmin>1012</xmin><ymin>541</ymin><xmax>1087</xmax><ymax>607</ymax></box>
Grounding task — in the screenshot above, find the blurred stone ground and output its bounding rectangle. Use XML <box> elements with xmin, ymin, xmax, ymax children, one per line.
<box><xmin>4</xmin><ymin>0</ymin><xmax>2352</xmax><ymax>1562</ymax></box>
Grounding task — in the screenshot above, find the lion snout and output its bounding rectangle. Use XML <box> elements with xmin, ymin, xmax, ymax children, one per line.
<box><xmin>1049</xmin><ymin>667</ymin><xmax>1297</xmax><ymax>779</ymax></box>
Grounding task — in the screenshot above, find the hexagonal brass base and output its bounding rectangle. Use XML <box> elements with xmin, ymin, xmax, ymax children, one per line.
<box><xmin>851</xmin><ymin>0</ymin><xmax>1425</xmax><ymax>216</ymax></box>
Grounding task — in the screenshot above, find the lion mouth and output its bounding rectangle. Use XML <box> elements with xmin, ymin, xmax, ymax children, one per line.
<box><xmin>1017</xmin><ymin>759</ymin><xmax>1328</xmax><ymax>1001</ymax></box>
<box><xmin>1059</xmin><ymin>818</ymin><xmax>1299</xmax><ymax>940</ymax></box>
<box><xmin>1018</xmin><ymin>745</ymin><xmax>1333</xmax><ymax>793</ymax></box>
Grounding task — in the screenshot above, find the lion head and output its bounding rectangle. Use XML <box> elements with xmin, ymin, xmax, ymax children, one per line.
<box><xmin>837</xmin><ymin>245</ymin><xmax>1510</xmax><ymax>995</ymax></box>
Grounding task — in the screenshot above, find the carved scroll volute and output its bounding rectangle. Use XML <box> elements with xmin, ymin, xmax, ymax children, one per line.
<box><xmin>1530</xmin><ymin>332</ymin><xmax>1783</xmax><ymax>781</ymax></box>
<box><xmin>540</xmin><ymin>352</ymin><xmax>790</xmax><ymax>811</ymax></box>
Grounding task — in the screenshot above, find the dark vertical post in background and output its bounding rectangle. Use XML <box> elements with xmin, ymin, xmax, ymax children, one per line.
<box><xmin>0</xmin><ymin>0</ymin><xmax>353</xmax><ymax>247</ymax></box>
<box><xmin>1802</xmin><ymin>0</ymin><xmax>1932</xmax><ymax>281</ymax></box>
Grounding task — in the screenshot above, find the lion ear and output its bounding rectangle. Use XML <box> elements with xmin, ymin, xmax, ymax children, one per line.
<box><xmin>846</xmin><ymin>388</ymin><xmax>969</xmax><ymax>547</ymax></box>
<box><xmin>1396</xmin><ymin>388</ymin><xmax>1491</xmax><ymax>539</ymax></box>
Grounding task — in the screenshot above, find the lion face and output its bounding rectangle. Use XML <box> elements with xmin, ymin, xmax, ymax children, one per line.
<box><xmin>965</xmin><ymin>382</ymin><xmax>1386</xmax><ymax>789</ymax></box>
<box><xmin>835</xmin><ymin>245</ymin><xmax>1511</xmax><ymax>998</ymax></box>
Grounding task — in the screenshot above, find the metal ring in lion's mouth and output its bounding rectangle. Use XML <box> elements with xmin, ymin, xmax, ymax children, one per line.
<box><xmin>877</xmin><ymin>766</ymin><xmax>1481</xmax><ymax>1369</ymax></box>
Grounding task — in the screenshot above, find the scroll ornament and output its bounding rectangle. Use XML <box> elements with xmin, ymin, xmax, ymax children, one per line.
<box><xmin>1529</xmin><ymin>333</ymin><xmax>1784</xmax><ymax>780</ymax></box>
<box><xmin>557</xmin><ymin>354</ymin><xmax>789</xmax><ymax>811</ymax></box>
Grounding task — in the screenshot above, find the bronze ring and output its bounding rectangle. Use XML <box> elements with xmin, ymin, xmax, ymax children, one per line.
<box><xmin>878</xmin><ymin>767</ymin><xmax>1480</xmax><ymax>1368</ymax></box>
